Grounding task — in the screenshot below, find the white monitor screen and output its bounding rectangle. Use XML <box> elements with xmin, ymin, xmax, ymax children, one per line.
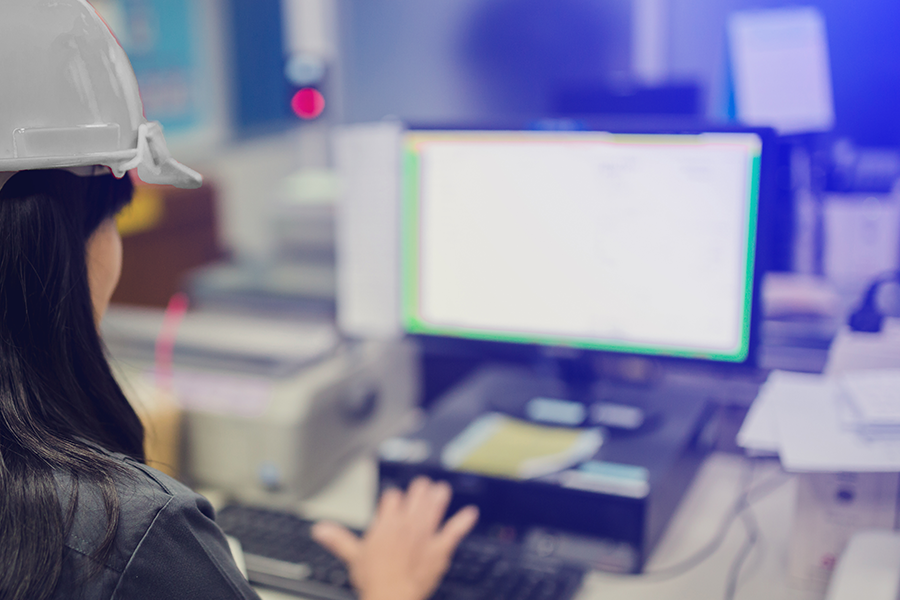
<box><xmin>401</xmin><ymin>130</ymin><xmax>763</xmax><ymax>362</ymax></box>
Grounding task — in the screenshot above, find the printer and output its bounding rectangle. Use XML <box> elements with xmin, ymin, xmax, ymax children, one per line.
<box><xmin>103</xmin><ymin>306</ymin><xmax>419</xmax><ymax>504</ymax></box>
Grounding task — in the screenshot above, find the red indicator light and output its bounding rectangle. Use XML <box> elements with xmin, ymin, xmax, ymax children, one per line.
<box><xmin>291</xmin><ymin>88</ymin><xmax>325</xmax><ymax>120</ymax></box>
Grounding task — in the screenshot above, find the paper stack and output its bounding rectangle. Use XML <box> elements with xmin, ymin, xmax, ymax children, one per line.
<box><xmin>840</xmin><ymin>371</ymin><xmax>900</xmax><ymax>439</ymax></box>
<box><xmin>738</xmin><ymin>370</ymin><xmax>900</xmax><ymax>472</ymax></box>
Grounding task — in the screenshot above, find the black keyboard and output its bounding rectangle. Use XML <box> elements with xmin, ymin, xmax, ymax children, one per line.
<box><xmin>217</xmin><ymin>505</ymin><xmax>586</xmax><ymax>600</ymax></box>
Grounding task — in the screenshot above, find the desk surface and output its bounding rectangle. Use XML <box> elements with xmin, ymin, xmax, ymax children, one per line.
<box><xmin>254</xmin><ymin>452</ymin><xmax>824</xmax><ymax>600</ymax></box>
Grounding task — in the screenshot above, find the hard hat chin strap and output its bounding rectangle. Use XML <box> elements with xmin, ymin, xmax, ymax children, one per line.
<box><xmin>120</xmin><ymin>122</ymin><xmax>202</xmax><ymax>189</ymax></box>
<box><xmin>116</xmin><ymin>123</ymin><xmax>153</xmax><ymax>176</ymax></box>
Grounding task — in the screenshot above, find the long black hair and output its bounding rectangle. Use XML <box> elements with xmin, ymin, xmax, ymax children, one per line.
<box><xmin>0</xmin><ymin>169</ymin><xmax>145</xmax><ymax>600</ymax></box>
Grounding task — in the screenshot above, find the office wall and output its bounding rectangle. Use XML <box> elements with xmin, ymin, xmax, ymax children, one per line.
<box><xmin>338</xmin><ymin>0</ymin><xmax>632</xmax><ymax>124</ymax></box>
<box><xmin>340</xmin><ymin>0</ymin><xmax>900</xmax><ymax>145</ymax></box>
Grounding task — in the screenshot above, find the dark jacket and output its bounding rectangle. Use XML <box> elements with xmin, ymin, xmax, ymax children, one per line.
<box><xmin>51</xmin><ymin>447</ymin><xmax>259</xmax><ymax>599</ymax></box>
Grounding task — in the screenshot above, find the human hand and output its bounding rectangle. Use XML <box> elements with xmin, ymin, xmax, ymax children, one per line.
<box><xmin>311</xmin><ymin>477</ymin><xmax>479</xmax><ymax>600</ymax></box>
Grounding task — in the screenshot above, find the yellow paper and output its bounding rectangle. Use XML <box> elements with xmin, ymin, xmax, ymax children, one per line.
<box><xmin>442</xmin><ymin>413</ymin><xmax>602</xmax><ymax>479</ymax></box>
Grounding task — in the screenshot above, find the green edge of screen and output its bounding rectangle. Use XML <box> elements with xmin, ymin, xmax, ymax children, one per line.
<box><xmin>401</xmin><ymin>146</ymin><xmax>421</xmax><ymax>324</ymax></box>
<box><xmin>401</xmin><ymin>138</ymin><xmax>762</xmax><ymax>364</ymax></box>
<box><xmin>738</xmin><ymin>152</ymin><xmax>763</xmax><ymax>361</ymax></box>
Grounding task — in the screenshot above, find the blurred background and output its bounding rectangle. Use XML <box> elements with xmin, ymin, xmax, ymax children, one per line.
<box><xmin>93</xmin><ymin>0</ymin><xmax>900</xmax><ymax>408</ymax></box>
<box><xmin>91</xmin><ymin>0</ymin><xmax>900</xmax><ymax>300</ymax></box>
<box><xmin>78</xmin><ymin>0</ymin><xmax>900</xmax><ymax>414</ymax></box>
<box><xmin>86</xmin><ymin>4</ymin><xmax>900</xmax><ymax>590</ymax></box>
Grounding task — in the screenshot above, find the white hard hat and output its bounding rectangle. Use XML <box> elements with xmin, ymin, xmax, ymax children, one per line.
<box><xmin>0</xmin><ymin>0</ymin><xmax>202</xmax><ymax>193</ymax></box>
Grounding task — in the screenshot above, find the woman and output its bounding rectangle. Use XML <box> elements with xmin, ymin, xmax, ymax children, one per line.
<box><xmin>0</xmin><ymin>2</ymin><xmax>477</xmax><ymax>599</ymax></box>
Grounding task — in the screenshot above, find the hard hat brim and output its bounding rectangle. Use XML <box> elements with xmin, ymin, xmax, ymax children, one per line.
<box><xmin>0</xmin><ymin>121</ymin><xmax>202</xmax><ymax>191</ymax></box>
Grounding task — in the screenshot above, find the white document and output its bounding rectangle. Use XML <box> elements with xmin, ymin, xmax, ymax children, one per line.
<box><xmin>740</xmin><ymin>370</ymin><xmax>900</xmax><ymax>471</ymax></box>
<box><xmin>841</xmin><ymin>370</ymin><xmax>900</xmax><ymax>426</ymax></box>
<box><xmin>775</xmin><ymin>376</ymin><xmax>900</xmax><ymax>472</ymax></box>
<box><xmin>728</xmin><ymin>7</ymin><xmax>835</xmax><ymax>134</ymax></box>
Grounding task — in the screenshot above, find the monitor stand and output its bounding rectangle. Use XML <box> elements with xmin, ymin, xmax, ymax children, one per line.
<box><xmin>485</xmin><ymin>352</ymin><xmax>659</xmax><ymax>430</ymax></box>
<box><xmin>377</xmin><ymin>363</ymin><xmax>716</xmax><ymax>573</ymax></box>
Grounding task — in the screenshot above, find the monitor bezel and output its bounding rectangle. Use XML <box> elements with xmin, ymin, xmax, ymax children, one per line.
<box><xmin>401</xmin><ymin>119</ymin><xmax>776</xmax><ymax>371</ymax></box>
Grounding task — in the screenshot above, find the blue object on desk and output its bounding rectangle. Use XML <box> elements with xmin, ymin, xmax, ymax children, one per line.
<box><xmin>526</xmin><ymin>397</ymin><xmax>587</xmax><ymax>426</ymax></box>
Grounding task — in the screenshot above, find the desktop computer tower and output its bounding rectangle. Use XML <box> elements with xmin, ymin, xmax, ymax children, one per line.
<box><xmin>378</xmin><ymin>365</ymin><xmax>715</xmax><ymax>574</ymax></box>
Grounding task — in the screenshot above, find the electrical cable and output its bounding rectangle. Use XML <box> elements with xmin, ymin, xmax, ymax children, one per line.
<box><xmin>723</xmin><ymin>505</ymin><xmax>760</xmax><ymax>600</ymax></box>
<box><xmin>642</xmin><ymin>458</ymin><xmax>789</xmax><ymax>583</ymax></box>
<box><xmin>722</xmin><ymin>457</ymin><xmax>784</xmax><ymax>600</ymax></box>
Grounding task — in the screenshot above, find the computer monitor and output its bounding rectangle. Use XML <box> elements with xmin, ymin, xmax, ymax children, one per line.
<box><xmin>400</xmin><ymin>126</ymin><xmax>768</xmax><ymax>367</ymax></box>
